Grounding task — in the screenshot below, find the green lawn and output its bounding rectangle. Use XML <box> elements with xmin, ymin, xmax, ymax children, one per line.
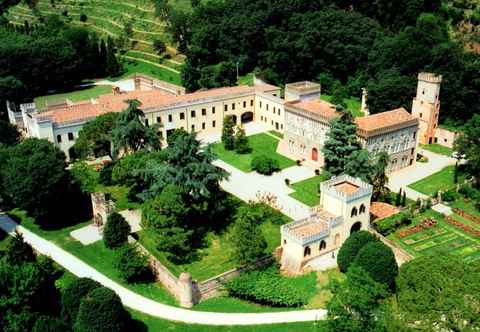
<box><xmin>320</xmin><ymin>94</ymin><xmax>363</xmax><ymax>117</ymax></box>
<box><xmin>268</xmin><ymin>130</ymin><xmax>284</xmax><ymax>139</ymax></box>
<box><xmin>118</xmin><ymin>59</ymin><xmax>182</xmax><ymax>86</ymax></box>
<box><xmin>212</xmin><ymin>133</ymin><xmax>295</xmax><ymax>172</ymax></box>
<box><xmin>420</xmin><ymin>144</ymin><xmax>453</xmax><ymax>156</ymax></box>
<box><xmin>34</xmin><ymin>85</ymin><xmax>113</xmax><ymax>110</ymax></box>
<box><xmin>289</xmin><ymin>174</ymin><xmax>329</xmax><ymax>207</ymax></box>
<box><xmin>130</xmin><ymin>310</ymin><xmax>327</xmax><ymax>332</ymax></box>
<box><xmin>408</xmin><ymin>166</ymin><xmax>464</xmax><ymax>197</ymax></box>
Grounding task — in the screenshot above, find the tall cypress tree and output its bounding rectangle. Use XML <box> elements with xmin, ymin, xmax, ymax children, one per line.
<box><xmin>322</xmin><ymin>106</ymin><xmax>361</xmax><ymax>176</ymax></box>
<box><xmin>105</xmin><ymin>37</ymin><xmax>121</xmax><ymax>77</ymax></box>
<box><xmin>221</xmin><ymin>115</ymin><xmax>235</xmax><ymax>150</ymax></box>
<box><xmin>99</xmin><ymin>38</ymin><xmax>108</xmax><ymax>74</ymax></box>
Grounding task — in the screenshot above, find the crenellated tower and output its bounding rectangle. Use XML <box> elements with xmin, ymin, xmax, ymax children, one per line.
<box><xmin>411</xmin><ymin>72</ymin><xmax>442</xmax><ymax>145</ymax></box>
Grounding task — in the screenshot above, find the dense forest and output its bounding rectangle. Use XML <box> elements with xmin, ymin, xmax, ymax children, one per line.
<box><xmin>0</xmin><ymin>12</ymin><xmax>120</xmax><ymax>116</ymax></box>
<box><xmin>165</xmin><ymin>0</ymin><xmax>479</xmax><ymax>127</ymax></box>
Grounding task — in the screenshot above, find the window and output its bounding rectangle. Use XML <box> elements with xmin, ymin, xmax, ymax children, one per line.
<box><xmin>212</xmin><ymin>107</ymin><xmax>215</xmax><ymax>114</ymax></box>
<box><xmin>202</xmin><ymin>108</ymin><xmax>206</xmax><ymax>116</ymax></box>
<box><xmin>260</xmin><ymin>101</ymin><xmax>262</xmax><ymax>108</ymax></box>
<box><xmin>191</xmin><ymin>124</ymin><xmax>195</xmax><ymax>131</ymax></box>
<box><xmin>191</xmin><ymin>110</ymin><xmax>196</xmax><ymax>118</ymax></box>
<box><xmin>180</xmin><ymin>112</ymin><xmax>185</xmax><ymax>120</ymax></box>
<box><xmin>250</xmin><ymin>100</ymin><xmax>253</xmax><ymax>106</ymax></box>
<box><xmin>273</xmin><ymin>107</ymin><xmax>276</xmax><ymax>114</ymax></box>
<box><xmin>261</xmin><ymin>116</ymin><xmax>263</xmax><ymax>121</ymax></box>
<box><xmin>224</xmin><ymin>105</ymin><xmax>228</xmax><ymax>112</ymax></box>
<box><xmin>351</xmin><ymin>207</ymin><xmax>358</xmax><ymax>217</ymax></box>
<box><xmin>420</xmin><ymin>113</ymin><xmax>422</xmax><ymax>118</ymax></box>
<box><xmin>278</xmin><ymin>109</ymin><xmax>281</xmax><ymax>116</ymax></box>
<box><xmin>56</xmin><ymin>135</ymin><xmax>62</xmax><ymax>143</ymax></box>
<box><xmin>168</xmin><ymin>114</ymin><xmax>173</xmax><ymax>122</ymax></box>
<box><xmin>411</xmin><ymin>148</ymin><xmax>415</xmax><ymax>155</ymax></box>
<box><xmin>304</xmin><ymin>246</ymin><xmax>311</xmax><ymax>257</ymax></box>
<box><xmin>266</xmin><ymin>104</ymin><xmax>269</xmax><ymax>111</ymax></box>
<box><xmin>212</xmin><ymin>120</ymin><xmax>216</xmax><ymax>128</ymax></box>
<box><xmin>319</xmin><ymin>240</ymin><xmax>326</xmax><ymax>251</ymax></box>
<box><xmin>243</xmin><ymin>101</ymin><xmax>246</xmax><ymax>108</ymax></box>
<box><xmin>157</xmin><ymin>131</ymin><xmax>163</xmax><ymax>139</ymax></box>
<box><xmin>281</xmin><ymin>124</ymin><xmax>283</xmax><ymax>130</ymax></box>
<box><xmin>359</xmin><ymin>204</ymin><xmax>366</xmax><ymax>214</ymax></box>
<box><xmin>145</xmin><ymin>119</ymin><xmax>149</xmax><ymax>127</ymax></box>
<box><xmin>232</xmin><ymin>103</ymin><xmax>235</xmax><ymax>110</ymax></box>
<box><xmin>68</xmin><ymin>132</ymin><xmax>74</xmax><ymax>141</ymax></box>
<box><xmin>202</xmin><ymin>122</ymin><xmax>205</xmax><ymax>130</ymax></box>
<box><xmin>283</xmin><ymin>239</ymin><xmax>287</xmax><ymax>245</ymax></box>
<box><xmin>413</xmin><ymin>132</ymin><xmax>416</xmax><ymax>139</ymax></box>
<box><xmin>157</xmin><ymin>116</ymin><xmax>161</xmax><ymax>123</ymax></box>
<box><xmin>422</xmin><ymin>89</ymin><xmax>425</xmax><ymax>95</ymax></box>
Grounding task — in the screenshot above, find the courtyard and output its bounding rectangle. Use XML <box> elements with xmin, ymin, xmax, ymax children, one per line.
<box><xmin>211</xmin><ymin>133</ymin><xmax>295</xmax><ymax>172</ymax></box>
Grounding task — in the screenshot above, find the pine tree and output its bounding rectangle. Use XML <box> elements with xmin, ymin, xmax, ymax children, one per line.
<box><xmin>344</xmin><ymin>149</ymin><xmax>372</xmax><ymax>182</ymax></box>
<box><xmin>221</xmin><ymin>115</ymin><xmax>235</xmax><ymax>150</ymax></box>
<box><xmin>234</xmin><ymin>126</ymin><xmax>250</xmax><ymax>154</ymax></box>
<box><xmin>454</xmin><ymin>162</ymin><xmax>459</xmax><ymax>184</ymax></box>
<box><xmin>322</xmin><ymin>106</ymin><xmax>361</xmax><ymax>176</ymax></box>
<box><xmin>99</xmin><ymin>39</ymin><xmax>108</xmax><ymax>73</ymax></box>
<box><xmin>401</xmin><ymin>191</ymin><xmax>407</xmax><ymax>206</ymax></box>
<box><xmin>395</xmin><ymin>188</ymin><xmax>402</xmax><ymax>206</ymax></box>
<box><xmin>105</xmin><ymin>37</ymin><xmax>121</xmax><ymax>77</ymax></box>
<box><xmin>231</xmin><ymin>205</ymin><xmax>267</xmax><ymax>265</ymax></box>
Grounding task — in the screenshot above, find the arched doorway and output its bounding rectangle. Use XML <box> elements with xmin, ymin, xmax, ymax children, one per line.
<box><xmin>350</xmin><ymin>222</ymin><xmax>362</xmax><ymax>234</ymax></box>
<box><xmin>311</xmin><ymin>148</ymin><xmax>318</xmax><ymax>161</ymax></box>
<box><xmin>241</xmin><ymin>111</ymin><xmax>253</xmax><ymax>124</ymax></box>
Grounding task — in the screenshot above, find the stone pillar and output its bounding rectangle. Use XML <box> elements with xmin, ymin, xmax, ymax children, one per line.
<box><xmin>178</xmin><ymin>272</ymin><xmax>194</xmax><ymax>308</ymax></box>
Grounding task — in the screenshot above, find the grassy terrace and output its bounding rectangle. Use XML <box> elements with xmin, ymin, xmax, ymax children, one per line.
<box><xmin>320</xmin><ymin>94</ymin><xmax>363</xmax><ymax>117</ymax></box>
<box><xmin>139</xmin><ymin>215</ymin><xmax>288</xmax><ymax>282</ymax></box>
<box><xmin>212</xmin><ymin>133</ymin><xmax>295</xmax><ymax>172</ymax></box>
<box><xmin>408</xmin><ymin>165</ymin><xmax>465</xmax><ymax>197</ymax></box>
<box><xmin>289</xmin><ymin>174</ymin><xmax>329</xmax><ymax>207</ymax></box>
<box><xmin>420</xmin><ymin>143</ymin><xmax>453</xmax><ymax>156</ymax></box>
<box><xmin>34</xmin><ymin>85</ymin><xmax>113</xmax><ymax>110</ymax></box>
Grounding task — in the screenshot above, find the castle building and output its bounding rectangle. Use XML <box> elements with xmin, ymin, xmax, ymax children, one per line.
<box><xmin>280</xmin><ymin>175</ymin><xmax>372</xmax><ymax>274</ymax></box>
<box><xmin>411</xmin><ymin>72</ymin><xmax>442</xmax><ymax>145</ymax></box>
<box><xmin>9</xmin><ymin>74</ymin><xmax>437</xmax><ymax>170</ymax></box>
<box><xmin>279</xmin><ymin>94</ymin><xmax>419</xmax><ymax>172</ymax></box>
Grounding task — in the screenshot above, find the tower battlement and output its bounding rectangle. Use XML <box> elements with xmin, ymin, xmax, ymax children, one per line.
<box><xmin>418</xmin><ymin>72</ymin><xmax>442</xmax><ymax>84</ymax></box>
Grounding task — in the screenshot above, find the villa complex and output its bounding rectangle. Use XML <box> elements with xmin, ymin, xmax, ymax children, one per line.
<box><xmin>8</xmin><ymin>73</ymin><xmax>444</xmax><ymax>171</ymax></box>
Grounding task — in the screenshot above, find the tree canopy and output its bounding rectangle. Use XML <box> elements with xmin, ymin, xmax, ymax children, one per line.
<box><xmin>73</xmin><ymin>112</ymin><xmax>118</xmax><ymax>159</ymax></box>
<box><xmin>454</xmin><ymin>114</ymin><xmax>480</xmax><ymax>186</ymax></box>
<box><xmin>337</xmin><ymin>231</ymin><xmax>378</xmax><ymax>273</ymax></box>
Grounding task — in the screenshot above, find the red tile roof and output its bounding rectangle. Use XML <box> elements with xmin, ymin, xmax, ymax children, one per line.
<box><xmin>356</xmin><ymin>108</ymin><xmax>418</xmax><ymax>136</ymax></box>
<box><xmin>370</xmin><ymin>202</ymin><xmax>400</xmax><ymax>221</ymax></box>
<box><xmin>285</xmin><ymin>99</ymin><xmax>339</xmax><ymax>122</ymax></box>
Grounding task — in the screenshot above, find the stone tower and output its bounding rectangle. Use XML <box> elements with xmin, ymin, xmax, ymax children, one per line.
<box><xmin>411</xmin><ymin>72</ymin><xmax>442</xmax><ymax>145</ymax></box>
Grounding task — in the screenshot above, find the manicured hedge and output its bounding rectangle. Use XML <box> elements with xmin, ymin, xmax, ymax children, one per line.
<box><xmin>337</xmin><ymin>231</ymin><xmax>378</xmax><ymax>272</ymax></box>
<box><xmin>353</xmin><ymin>241</ymin><xmax>398</xmax><ymax>290</ymax></box>
<box><xmin>225</xmin><ymin>265</ymin><xmax>316</xmax><ymax>307</ymax></box>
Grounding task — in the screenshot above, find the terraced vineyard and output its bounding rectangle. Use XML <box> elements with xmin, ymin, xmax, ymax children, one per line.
<box><xmin>5</xmin><ymin>0</ymin><xmax>185</xmax><ymax>84</ymax></box>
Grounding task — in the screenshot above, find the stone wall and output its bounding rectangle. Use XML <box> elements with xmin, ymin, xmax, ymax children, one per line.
<box><xmin>434</xmin><ymin>127</ymin><xmax>457</xmax><ymax>149</ymax></box>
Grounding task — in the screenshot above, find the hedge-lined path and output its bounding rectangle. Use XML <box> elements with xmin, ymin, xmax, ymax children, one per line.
<box><xmin>0</xmin><ymin>213</ymin><xmax>326</xmax><ymax>325</ymax></box>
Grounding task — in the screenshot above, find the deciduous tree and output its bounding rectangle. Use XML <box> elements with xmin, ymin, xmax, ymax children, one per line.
<box><xmin>337</xmin><ymin>230</ymin><xmax>378</xmax><ymax>273</ymax></box>
<box><xmin>454</xmin><ymin>114</ymin><xmax>480</xmax><ymax>187</ymax></box>
<box><xmin>73</xmin><ymin>112</ymin><xmax>118</xmax><ymax>159</ymax></box>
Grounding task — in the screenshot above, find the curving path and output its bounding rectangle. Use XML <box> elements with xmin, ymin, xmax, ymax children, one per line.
<box><xmin>0</xmin><ymin>213</ymin><xmax>326</xmax><ymax>326</ymax></box>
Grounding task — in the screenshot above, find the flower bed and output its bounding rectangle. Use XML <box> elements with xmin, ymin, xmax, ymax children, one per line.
<box><xmin>397</xmin><ymin>218</ymin><xmax>437</xmax><ymax>238</ymax></box>
<box><xmin>453</xmin><ymin>208</ymin><xmax>480</xmax><ymax>225</ymax></box>
<box><xmin>445</xmin><ymin>216</ymin><xmax>480</xmax><ymax>238</ymax></box>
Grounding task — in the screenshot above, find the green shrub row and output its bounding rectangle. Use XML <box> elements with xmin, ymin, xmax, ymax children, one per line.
<box><xmin>225</xmin><ymin>265</ymin><xmax>315</xmax><ymax>307</ymax></box>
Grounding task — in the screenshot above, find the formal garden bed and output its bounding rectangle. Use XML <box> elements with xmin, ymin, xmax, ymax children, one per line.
<box><xmin>211</xmin><ymin>133</ymin><xmax>295</xmax><ymax>172</ymax></box>
<box><xmin>288</xmin><ymin>174</ymin><xmax>329</xmax><ymax>206</ymax></box>
<box><xmin>376</xmin><ymin>208</ymin><xmax>480</xmax><ymax>263</ymax></box>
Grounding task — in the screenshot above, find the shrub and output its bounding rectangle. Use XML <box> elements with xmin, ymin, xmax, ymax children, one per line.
<box><xmin>441</xmin><ymin>190</ymin><xmax>458</xmax><ymax>202</ymax></box>
<box><xmin>458</xmin><ymin>185</ymin><xmax>479</xmax><ymax>199</ymax></box>
<box><xmin>33</xmin><ymin>316</ymin><xmax>68</xmax><ymax>332</ymax></box>
<box><xmin>103</xmin><ymin>212</ymin><xmax>131</xmax><ymax>249</ymax></box>
<box><xmin>79</xmin><ymin>14</ymin><xmax>88</xmax><ymax>22</ymax></box>
<box><xmin>296</xmin><ymin>159</ymin><xmax>302</xmax><ymax>166</ymax></box>
<box><xmin>62</xmin><ymin>278</ymin><xmax>101</xmax><ymax>324</ymax></box>
<box><xmin>337</xmin><ymin>231</ymin><xmax>378</xmax><ymax>272</ymax></box>
<box><xmin>315</xmin><ymin>169</ymin><xmax>320</xmax><ymax>175</ymax></box>
<box><xmin>285</xmin><ymin>178</ymin><xmax>290</xmax><ymax>186</ymax></box>
<box><xmin>153</xmin><ymin>39</ymin><xmax>166</xmax><ymax>55</ymax></box>
<box><xmin>225</xmin><ymin>265</ymin><xmax>315</xmax><ymax>307</ymax></box>
<box><xmin>4</xmin><ymin>232</ymin><xmax>36</xmax><ymax>265</ymax></box>
<box><xmin>114</xmin><ymin>244</ymin><xmax>152</xmax><ymax>283</ymax></box>
<box><xmin>251</xmin><ymin>155</ymin><xmax>280</xmax><ymax>175</ymax></box>
<box><xmin>99</xmin><ymin>161</ymin><xmax>115</xmax><ymax>185</ymax></box>
<box><xmin>353</xmin><ymin>241</ymin><xmax>398</xmax><ymax>290</ymax></box>
<box><xmin>74</xmin><ymin>287</ymin><xmax>128</xmax><ymax>332</ymax></box>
